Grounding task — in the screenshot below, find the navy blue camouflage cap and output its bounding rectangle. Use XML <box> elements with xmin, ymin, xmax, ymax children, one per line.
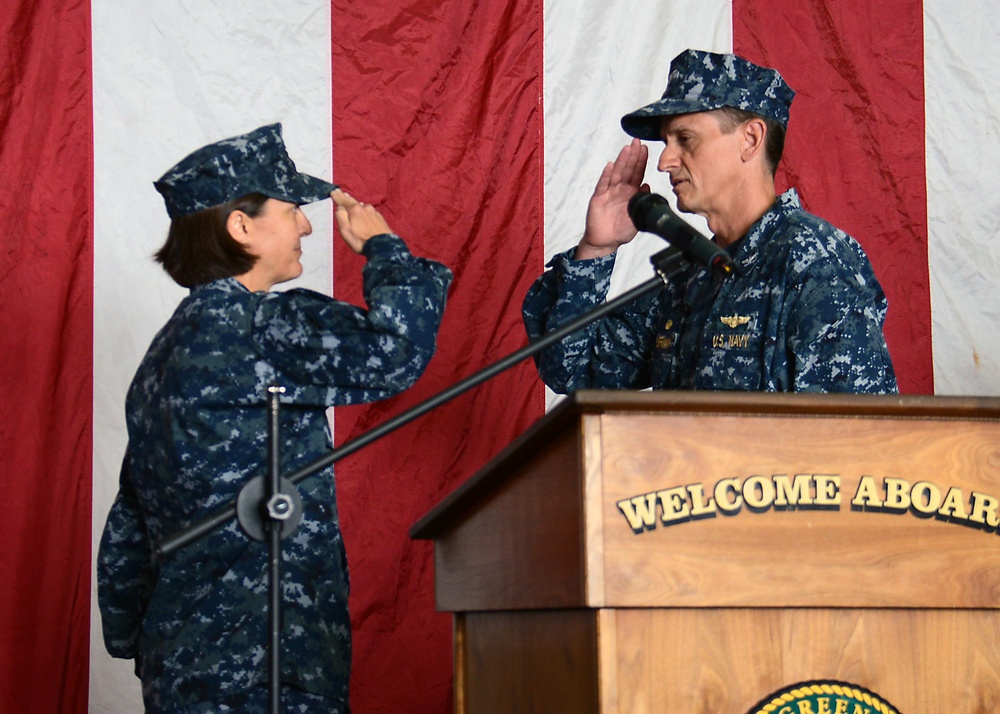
<box><xmin>621</xmin><ymin>49</ymin><xmax>795</xmax><ymax>140</ymax></box>
<box><xmin>153</xmin><ymin>123</ymin><xmax>338</xmax><ymax>218</ymax></box>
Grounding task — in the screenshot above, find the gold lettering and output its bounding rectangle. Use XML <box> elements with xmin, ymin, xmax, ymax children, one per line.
<box><xmin>779</xmin><ymin>707</ymin><xmax>794</xmax><ymax>714</ymax></box>
<box><xmin>938</xmin><ymin>486</ymin><xmax>970</xmax><ymax>520</ymax></box>
<box><xmin>617</xmin><ymin>495</ymin><xmax>658</xmax><ymax>532</ymax></box>
<box><xmin>910</xmin><ymin>481</ymin><xmax>942</xmax><ymax>514</ymax></box>
<box><xmin>715</xmin><ymin>478</ymin><xmax>742</xmax><ymax>513</ymax></box>
<box><xmin>797</xmin><ymin>702</ymin><xmax>815</xmax><ymax>714</ymax></box>
<box><xmin>851</xmin><ymin>476</ymin><xmax>883</xmax><ymax>508</ymax></box>
<box><xmin>834</xmin><ymin>699</ymin><xmax>848</xmax><ymax>714</ymax></box>
<box><xmin>969</xmin><ymin>491</ymin><xmax>1000</xmax><ymax>529</ymax></box>
<box><xmin>851</xmin><ymin>705</ymin><xmax>871</xmax><ymax>714</ymax></box>
<box><xmin>743</xmin><ymin>475</ymin><xmax>775</xmax><ymax>510</ymax></box>
<box><xmin>814</xmin><ymin>475</ymin><xmax>841</xmax><ymax>506</ymax></box>
<box><xmin>686</xmin><ymin>483</ymin><xmax>716</xmax><ymax>516</ymax></box>
<box><xmin>657</xmin><ymin>487</ymin><xmax>690</xmax><ymax>524</ymax></box>
<box><xmin>817</xmin><ymin>697</ymin><xmax>832</xmax><ymax>714</ymax></box>
<box><xmin>884</xmin><ymin>478</ymin><xmax>911</xmax><ymax>511</ymax></box>
<box><xmin>619</xmin><ymin>476</ymin><xmax>1000</xmax><ymax>539</ymax></box>
<box><xmin>774</xmin><ymin>474</ymin><xmax>815</xmax><ymax>507</ymax></box>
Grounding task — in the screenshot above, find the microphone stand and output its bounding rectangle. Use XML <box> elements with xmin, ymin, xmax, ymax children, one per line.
<box><xmin>266</xmin><ymin>386</ymin><xmax>289</xmax><ymax>713</ymax></box>
<box><xmin>157</xmin><ymin>246</ymin><xmax>687</xmax><ymax>713</ymax></box>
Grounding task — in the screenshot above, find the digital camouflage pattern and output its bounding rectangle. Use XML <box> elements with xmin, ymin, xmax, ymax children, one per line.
<box><xmin>621</xmin><ymin>49</ymin><xmax>795</xmax><ymax>140</ymax></box>
<box><xmin>98</xmin><ymin>234</ymin><xmax>452</xmax><ymax>713</ymax></box>
<box><xmin>522</xmin><ymin>189</ymin><xmax>897</xmax><ymax>393</ymax></box>
<box><xmin>153</xmin><ymin>123</ymin><xmax>338</xmax><ymax>218</ymax></box>
<box><xmin>170</xmin><ymin>686</ymin><xmax>333</xmax><ymax>713</ymax></box>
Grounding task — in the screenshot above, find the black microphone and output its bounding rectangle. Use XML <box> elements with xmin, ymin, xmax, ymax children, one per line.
<box><xmin>627</xmin><ymin>192</ymin><xmax>738</xmax><ymax>277</ymax></box>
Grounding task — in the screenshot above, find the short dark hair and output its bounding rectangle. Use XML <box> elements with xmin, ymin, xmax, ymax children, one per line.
<box><xmin>154</xmin><ymin>192</ymin><xmax>269</xmax><ymax>288</ymax></box>
<box><xmin>713</xmin><ymin>106</ymin><xmax>786</xmax><ymax>176</ymax></box>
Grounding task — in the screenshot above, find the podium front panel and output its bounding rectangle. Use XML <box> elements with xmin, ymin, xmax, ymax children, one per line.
<box><xmin>594</xmin><ymin>409</ymin><xmax>1000</xmax><ymax>608</ymax></box>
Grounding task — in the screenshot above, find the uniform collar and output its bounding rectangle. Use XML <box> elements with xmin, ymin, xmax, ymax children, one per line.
<box><xmin>725</xmin><ymin>188</ymin><xmax>800</xmax><ymax>270</ymax></box>
<box><xmin>190</xmin><ymin>276</ymin><xmax>252</xmax><ymax>295</ymax></box>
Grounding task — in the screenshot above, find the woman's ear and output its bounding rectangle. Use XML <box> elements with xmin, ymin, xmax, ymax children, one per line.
<box><xmin>226</xmin><ymin>210</ymin><xmax>251</xmax><ymax>245</ymax></box>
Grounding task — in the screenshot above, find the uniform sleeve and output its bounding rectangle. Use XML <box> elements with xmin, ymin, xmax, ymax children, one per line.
<box><xmin>521</xmin><ymin>248</ymin><xmax>659</xmax><ymax>393</ymax></box>
<box><xmin>253</xmin><ymin>233</ymin><xmax>453</xmax><ymax>405</ymax></box>
<box><xmin>97</xmin><ymin>449</ymin><xmax>156</xmax><ymax>661</ymax></box>
<box><xmin>786</xmin><ymin>245</ymin><xmax>898</xmax><ymax>394</ymax></box>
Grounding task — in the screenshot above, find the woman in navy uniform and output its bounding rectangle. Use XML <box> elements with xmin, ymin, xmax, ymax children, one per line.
<box><xmin>98</xmin><ymin>123</ymin><xmax>452</xmax><ymax>713</ymax></box>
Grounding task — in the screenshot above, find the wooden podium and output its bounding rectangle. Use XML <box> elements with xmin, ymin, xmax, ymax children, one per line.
<box><xmin>411</xmin><ymin>391</ymin><xmax>1000</xmax><ymax>713</ymax></box>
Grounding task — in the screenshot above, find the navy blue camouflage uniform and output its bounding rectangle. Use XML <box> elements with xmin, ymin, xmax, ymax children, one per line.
<box><xmin>99</xmin><ymin>235</ymin><xmax>451</xmax><ymax>712</ymax></box>
<box><xmin>522</xmin><ymin>49</ymin><xmax>896</xmax><ymax>394</ymax></box>
<box><xmin>97</xmin><ymin>123</ymin><xmax>453</xmax><ymax>712</ymax></box>
<box><xmin>523</xmin><ymin>189</ymin><xmax>896</xmax><ymax>392</ymax></box>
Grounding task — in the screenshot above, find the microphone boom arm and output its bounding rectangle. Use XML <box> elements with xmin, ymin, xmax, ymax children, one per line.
<box><xmin>157</xmin><ymin>248</ymin><xmax>688</xmax><ymax>559</ymax></box>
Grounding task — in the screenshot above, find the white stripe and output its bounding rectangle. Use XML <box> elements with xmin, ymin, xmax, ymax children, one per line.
<box><xmin>542</xmin><ymin>0</ymin><xmax>732</xmax><ymax>407</ymax></box>
<box><xmin>925</xmin><ymin>0</ymin><xmax>1000</xmax><ymax>396</ymax></box>
<box><xmin>90</xmin><ymin>2</ymin><xmax>333</xmax><ymax>708</ymax></box>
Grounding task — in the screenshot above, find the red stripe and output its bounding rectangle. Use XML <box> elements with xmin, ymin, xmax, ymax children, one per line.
<box><xmin>331</xmin><ymin>1</ymin><xmax>544</xmax><ymax>709</ymax></box>
<box><xmin>733</xmin><ymin>0</ymin><xmax>932</xmax><ymax>393</ymax></box>
<box><xmin>0</xmin><ymin>0</ymin><xmax>93</xmax><ymax>710</ymax></box>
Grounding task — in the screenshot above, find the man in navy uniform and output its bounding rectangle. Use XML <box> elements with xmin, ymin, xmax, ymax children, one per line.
<box><xmin>523</xmin><ymin>49</ymin><xmax>897</xmax><ymax>394</ymax></box>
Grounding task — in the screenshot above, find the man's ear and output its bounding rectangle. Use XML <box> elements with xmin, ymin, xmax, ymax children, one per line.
<box><xmin>741</xmin><ymin>118</ymin><xmax>767</xmax><ymax>163</ymax></box>
<box><xmin>226</xmin><ymin>210</ymin><xmax>252</xmax><ymax>245</ymax></box>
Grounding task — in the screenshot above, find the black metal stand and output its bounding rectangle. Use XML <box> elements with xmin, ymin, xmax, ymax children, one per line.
<box><xmin>157</xmin><ymin>246</ymin><xmax>686</xmax><ymax>713</ymax></box>
<box><xmin>265</xmin><ymin>386</ymin><xmax>286</xmax><ymax>713</ymax></box>
<box><xmin>231</xmin><ymin>385</ymin><xmax>305</xmax><ymax>712</ymax></box>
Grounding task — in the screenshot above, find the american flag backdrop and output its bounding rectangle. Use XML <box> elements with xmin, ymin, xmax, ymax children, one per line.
<box><xmin>2</xmin><ymin>0</ymin><xmax>998</xmax><ymax>711</ymax></box>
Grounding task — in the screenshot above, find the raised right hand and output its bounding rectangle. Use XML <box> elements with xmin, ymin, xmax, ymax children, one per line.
<box><xmin>331</xmin><ymin>188</ymin><xmax>393</xmax><ymax>254</ymax></box>
<box><xmin>575</xmin><ymin>138</ymin><xmax>650</xmax><ymax>260</ymax></box>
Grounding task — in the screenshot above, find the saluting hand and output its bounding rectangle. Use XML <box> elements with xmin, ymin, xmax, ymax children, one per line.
<box><xmin>575</xmin><ymin>138</ymin><xmax>650</xmax><ymax>260</ymax></box>
<box><xmin>331</xmin><ymin>188</ymin><xmax>393</xmax><ymax>254</ymax></box>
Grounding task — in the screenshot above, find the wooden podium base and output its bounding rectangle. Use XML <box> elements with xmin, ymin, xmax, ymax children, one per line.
<box><xmin>456</xmin><ymin>607</ymin><xmax>1000</xmax><ymax>713</ymax></box>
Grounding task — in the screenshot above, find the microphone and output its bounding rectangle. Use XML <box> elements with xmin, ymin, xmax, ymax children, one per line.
<box><xmin>627</xmin><ymin>192</ymin><xmax>738</xmax><ymax>277</ymax></box>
